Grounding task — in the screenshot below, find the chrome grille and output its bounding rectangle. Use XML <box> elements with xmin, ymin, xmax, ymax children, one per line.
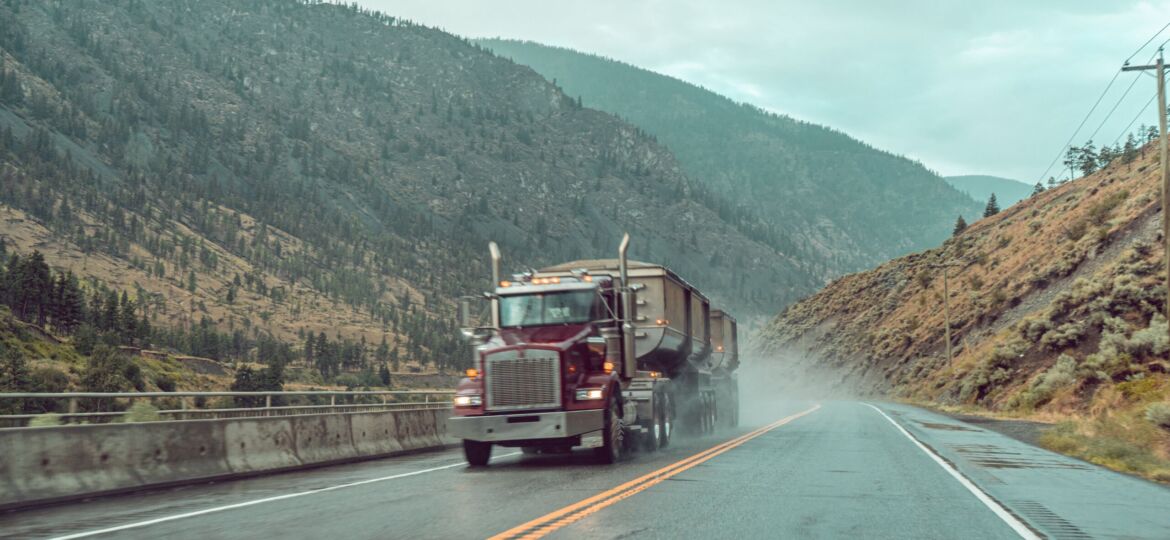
<box><xmin>485</xmin><ymin>349</ymin><xmax>561</xmax><ymax>411</ymax></box>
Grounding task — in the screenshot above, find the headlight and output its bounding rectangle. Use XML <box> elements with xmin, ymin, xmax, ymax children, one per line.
<box><xmin>454</xmin><ymin>395</ymin><xmax>482</xmax><ymax>407</ymax></box>
<box><xmin>575</xmin><ymin>388</ymin><xmax>604</xmax><ymax>401</ymax></box>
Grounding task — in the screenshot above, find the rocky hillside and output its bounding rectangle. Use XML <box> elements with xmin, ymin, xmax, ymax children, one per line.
<box><xmin>754</xmin><ymin>141</ymin><xmax>1170</xmax><ymax>479</ymax></box>
<box><xmin>0</xmin><ymin>0</ymin><xmax>808</xmax><ymax>379</ymax></box>
<box><xmin>478</xmin><ymin>39</ymin><xmax>982</xmax><ymax>274</ymax></box>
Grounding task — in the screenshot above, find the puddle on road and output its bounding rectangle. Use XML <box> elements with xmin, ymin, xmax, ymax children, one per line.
<box><xmin>949</xmin><ymin>444</ymin><xmax>1090</xmax><ymax>470</ymax></box>
<box><xmin>915</xmin><ymin>420</ymin><xmax>979</xmax><ymax>432</ymax></box>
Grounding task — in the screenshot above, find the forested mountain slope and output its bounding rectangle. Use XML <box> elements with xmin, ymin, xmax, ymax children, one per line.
<box><xmin>478</xmin><ymin>39</ymin><xmax>982</xmax><ymax>274</ymax></box>
<box><xmin>754</xmin><ymin>140</ymin><xmax>1170</xmax><ymax>480</ymax></box>
<box><xmin>0</xmin><ymin>0</ymin><xmax>812</xmax><ymax>379</ymax></box>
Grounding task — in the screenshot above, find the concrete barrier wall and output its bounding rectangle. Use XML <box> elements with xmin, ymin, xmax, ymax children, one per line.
<box><xmin>0</xmin><ymin>408</ymin><xmax>455</xmax><ymax>510</ymax></box>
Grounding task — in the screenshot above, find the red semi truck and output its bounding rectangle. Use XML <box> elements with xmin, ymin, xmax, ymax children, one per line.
<box><xmin>447</xmin><ymin>234</ymin><xmax>739</xmax><ymax>465</ymax></box>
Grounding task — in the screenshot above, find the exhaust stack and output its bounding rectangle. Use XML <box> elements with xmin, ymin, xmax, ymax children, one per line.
<box><xmin>489</xmin><ymin>241</ymin><xmax>501</xmax><ymax>329</ymax></box>
<box><xmin>618</xmin><ymin>233</ymin><xmax>636</xmax><ymax>378</ymax></box>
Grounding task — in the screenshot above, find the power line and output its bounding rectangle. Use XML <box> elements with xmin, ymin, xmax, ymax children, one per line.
<box><xmin>1038</xmin><ymin>40</ymin><xmax>1166</xmax><ymax>182</ymax></box>
<box><xmin>1111</xmin><ymin>91</ymin><xmax>1158</xmax><ymax>147</ymax></box>
<box><xmin>1034</xmin><ymin>70</ymin><xmax>1121</xmax><ymax>182</ymax></box>
<box><xmin>1085</xmin><ymin>69</ymin><xmax>1145</xmax><ymax>143</ymax></box>
<box><xmin>1125</xmin><ymin>21</ymin><xmax>1170</xmax><ymax>64</ymax></box>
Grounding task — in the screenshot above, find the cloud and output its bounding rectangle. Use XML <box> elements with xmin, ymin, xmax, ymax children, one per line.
<box><xmin>359</xmin><ymin>0</ymin><xmax>1170</xmax><ymax>180</ymax></box>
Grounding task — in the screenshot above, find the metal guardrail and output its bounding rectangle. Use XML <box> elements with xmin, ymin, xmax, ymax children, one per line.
<box><xmin>0</xmin><ymin>390</ymin><xmax>455</xmax><ymax>428</ymax></box>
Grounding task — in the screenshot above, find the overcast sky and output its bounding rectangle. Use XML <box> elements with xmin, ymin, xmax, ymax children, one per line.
<box><xmin>361</xmin><ymin>1</ymin><xmax>1169</xmax><ymax>182</ymax></box>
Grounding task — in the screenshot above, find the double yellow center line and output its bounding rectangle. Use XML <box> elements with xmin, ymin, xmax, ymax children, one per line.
<box><xmin>488</xmin><ymin>404</ymin><xmax>822</xmax><ymax>540</ymax></box>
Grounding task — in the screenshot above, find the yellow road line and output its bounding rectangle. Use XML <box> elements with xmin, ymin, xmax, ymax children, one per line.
<box><xmin>488</xmin><ymin>404</ymin><xmax>821</xmax><ymax>540</ymax></box>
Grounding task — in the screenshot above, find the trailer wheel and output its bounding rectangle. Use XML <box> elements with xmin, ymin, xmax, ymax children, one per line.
<box><xmin>595</xmin><ymin>392</ymin><xmax>624</xmax><ymax>464</ymax></box>
<box><xmin>463</xmin><ymin>440</ymin><xmax>492</xmax><ymax>467</ymax></box>
<box><xmin>641</xmin><ymin>394</ymin><xmax>663</xmax><ymax>452</ymax></box>
<box><xmin>659</xmin><ymin>391</ymin><xmax>673</xmax><ymax>449</ymax></box>
<box><xmin>730</xmin><ymin>386</ymin><xmax>740</xmax><ymax>428</ymax></box>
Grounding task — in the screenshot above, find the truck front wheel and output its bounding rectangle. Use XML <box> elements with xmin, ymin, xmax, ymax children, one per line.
<box><xmin>595</xmin><ymin>392</ymin><xmax>624</xmax><ymax>464</ymax></box>
<box><xmin>463</xmin><ymin>439</ymin><xmax>492</xmax><ymax>467</ymax></box>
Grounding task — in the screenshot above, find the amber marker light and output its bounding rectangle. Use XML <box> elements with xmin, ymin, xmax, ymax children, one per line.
<box><xmin>465</xmin><ymin>368</ymin><xmax>479</xmax><ymax>379</ymax></box>
<box><xmin>603</xmin><ymin>361</ymin><xmax>614</xmax><ymax>373</ymax></box>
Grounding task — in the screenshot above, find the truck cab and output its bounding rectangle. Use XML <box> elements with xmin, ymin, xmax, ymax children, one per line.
<box><xmin>448</xmin><ymin>273</ymin><xmax>627</xmax><ymax>464</ymax></box>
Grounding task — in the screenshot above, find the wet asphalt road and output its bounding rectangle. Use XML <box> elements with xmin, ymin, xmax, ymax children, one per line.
<box><xmin>4</xmin><ymin>401</ymin><xmax>1170</xmax><ymax>539</ymax></box>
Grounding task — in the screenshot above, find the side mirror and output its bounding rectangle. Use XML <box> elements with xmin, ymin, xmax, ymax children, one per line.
<box><xmin>459</xmin><ymin>296</ymin><xmax>493</xmax><ymax>343</ymax></box>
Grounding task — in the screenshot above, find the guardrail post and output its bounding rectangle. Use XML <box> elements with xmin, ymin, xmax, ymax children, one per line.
<box><xmin>68</xmin><ymin>397</ymin><xmax>77</xmax><ymax>422</ymax></box>
<box><xmin>181</xmin><ymin>397</ymin><xmax>187</xmax><ymax>421</ymax></box>
<box><xmin>265</xmin><ymin>395</ymin><xmax>272</xmax><ymax>410</ymax></box>
<box><xmin>331</xmin><ymin>395</ymin><xmax>336</xmax><ymax>407</ymax></box>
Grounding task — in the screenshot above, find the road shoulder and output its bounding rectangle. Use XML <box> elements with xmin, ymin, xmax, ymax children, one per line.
<box><xmin>871</xmin><ymin>402</ymin><xmax>1170</xmax><ymax>539</ymax></box>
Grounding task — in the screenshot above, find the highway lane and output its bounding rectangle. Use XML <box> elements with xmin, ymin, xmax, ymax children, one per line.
<box><xmin>4</xmin><ymin>400</ymin><xmax>1170</xmax><ymax>539</ymax></box>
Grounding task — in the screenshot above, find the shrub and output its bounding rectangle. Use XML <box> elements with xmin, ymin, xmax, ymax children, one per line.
<box><xmin>28</xmin><ymin>413</ymin><xmax>63</xmax><ymax>427</ymax></box>
<box><xmin>155</xmin><ymin>375</ymin><xmax>177</xmax><ymax>392</ymax></box>
<box><xmin>1128</xmin><ymin>314</ymin><xmax>1169</xmax><ymax>359</ymax></box>
<box><xmin>1146</xmin><ymin>403</ymin><xmax>1170</xmax><ymax>430</ymax></box>
<box><xmin>1087</xmin><ymin>190</ymin><xmax>1129</xmax><ymax>226</ymax></box>
<box><xmin>1017</xmin><ymin>354</ymin><xmax>1077</xmax><ymax>409</ymax></box>
<box><xmin>1065</xmin><ymin>220</ymin><xmax>1088</xmax><ymax>241</ymax></box>
<box><xmin>1019</xmin><ymin>317</ymin><xmax>1052</xmax><ymax>343</ymax></box>
<box><xmin>1041</xmin><ymin>321</ymin><xmax>1087</xmax><ymax>351</ymax></box>
<box><xmin>123</xmin><ymin>402</ymin><xmax>161</xmax><ymax>423</ymax></box>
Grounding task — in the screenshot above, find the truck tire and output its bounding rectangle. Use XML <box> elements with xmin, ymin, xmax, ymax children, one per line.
<box><xmin>641</xmin><ymin>393</ymin><xmax>663</xmax><ymax>452</ymax></box>
<box><xmin>463</xmin><ymin>439</ymin><xmax>492</xmax><ymax>467</ymax></box>
<box><xmin>659</xmin><ymin>391</ymin><xmax>673</xmax><ymax>449</ymax></box>
<box><xmin>521</xmin><ymin>446</ymin><xmax>540</xmax><ymax>455</ymax></box>
<box><xmin>594</xmin><ymin>392</ymin><xmax>624</xmax><ymax>464</ymax></box>
<box><xmin>730</xmin><ymin>386</ymin><xmax>740</xmax><ymax>428</ymax></box>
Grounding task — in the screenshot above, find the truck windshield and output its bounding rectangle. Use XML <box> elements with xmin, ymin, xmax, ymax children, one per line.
<box><xmin>500</xmin><ymin>290</ymin><xmax>597</xmax><ymax>327</ymax></box>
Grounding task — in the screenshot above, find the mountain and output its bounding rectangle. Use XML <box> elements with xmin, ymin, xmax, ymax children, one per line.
<box><xmin>0</xmin><ymin>0</ymin><xmax>809</xmax><ymax>379</ymax></box>
<box><xmin>945</xmin><ymin>175</ymin><xmax>1033</xmax><ymax>208</ymax></box>
<box><xmin>752</xmin><ymin>140</ymin><xmax>1170</xmax><ymax>480</ymax></box>
<box><xmin>477</xmin><ymin>39</ymin><xmax>982</xmax><ymax>275</ymax></box>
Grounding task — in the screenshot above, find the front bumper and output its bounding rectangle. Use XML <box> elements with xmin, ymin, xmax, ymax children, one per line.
<box><xmin>447</xmin><ymin>409</ymin><xmax>604</xmax><ymax>442</ymax></box>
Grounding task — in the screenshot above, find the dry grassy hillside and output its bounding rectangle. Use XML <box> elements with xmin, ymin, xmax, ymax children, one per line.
<box><xmin>755</xmin><ymin>142</ymin><xmax>1170</xmax><ymax>480</ymax></box>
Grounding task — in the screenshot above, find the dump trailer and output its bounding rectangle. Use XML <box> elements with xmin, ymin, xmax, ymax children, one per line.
<box><xmin>447</xmin><ymin>234</ymin><xmax>740</xmax><ymax>466</ymax></box>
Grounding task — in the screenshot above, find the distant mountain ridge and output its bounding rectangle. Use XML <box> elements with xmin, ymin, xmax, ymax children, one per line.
<box><xmin>0</xmin><ymin>0</ymin><xmax>811</xmax><ymax>376</ymax></box>
<box><xmin>478</xmin><ymin>39</ymin><xmax>982</xmax><ymax>277</ymax></box>
<box><xmin>945</xmin><ymin>175</ymin><xmax>1032</xmax><ymax>208</ymax></box>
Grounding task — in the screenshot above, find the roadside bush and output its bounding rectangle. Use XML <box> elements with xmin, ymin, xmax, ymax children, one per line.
<box><xmin>155</xmin><ymin>374</ymin><xmax>177</xmax><ymax>392</ymax></box>
<box><xmin>1015</xmin><ymin>354</ymin><xmax>1077</xmax><ymax>410</ymax></box>
<box><xmin>1145</xmin><ymin>402</ymin><xmax>1170</xmax><ymax>430</ymax></box>
<box><xmin>958</xmin><ymin>341</ymin><xmax>1026</xmax><ymax>403</ymax></box>
<box><xmin>28</xmin><ymin>413</ymin><xmax>63</xmax><ymax>427</ymax></box>
<box><xmin>122</xmin><ymin>402</ymin><xmax>161</xmax><ymax>423</ymax></box>
<box><xmin>1127</xmin><ymin>314</ymin><xmax>1169</xmax><ymax>359</ymax></box>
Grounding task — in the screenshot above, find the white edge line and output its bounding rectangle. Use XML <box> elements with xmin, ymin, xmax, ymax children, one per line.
<box><xmin>863</xmin><ymin>403</ymin><xmax>1040</xmax><ymax>540</ymax></box>
<box><xmin>49</xmin><ymin>452</ymin><xmax>522</xmax><ymax>540</ymax></box>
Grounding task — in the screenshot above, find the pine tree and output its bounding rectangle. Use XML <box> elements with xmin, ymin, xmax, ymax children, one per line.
<box><xmin>952</xmin><ymin>215</ymin><xmax>967</xmax><ymax>236</ymax></box>
<box><xmin>303</xmin><ymin>332</ymin><xmax>315</xmax><ymax>367</ymax></box>
<box><xmin>1031</xmin><ymin>182</ymin><xmax>1045</xmax><ymax>197</ymax></box>
<box><xmin>982</xmin><ymin>194</ymin><xmax>1000</xmax><ymax>218</ymax></box>
<box><xmin>379</xmin><ymin>363</ymin><xmax>391</xmax><ymax>386</ymax></box>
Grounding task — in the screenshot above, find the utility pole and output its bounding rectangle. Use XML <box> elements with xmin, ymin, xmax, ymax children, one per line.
<box><xmin>1123</xmin><ymin>48</ymin><xmax>1169</xmax><ymax>338</ymax></box>
<box><xmin>930</xmin><ymin>262</ymin><xmax>961</xmax><ymax>365</ymax></box>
